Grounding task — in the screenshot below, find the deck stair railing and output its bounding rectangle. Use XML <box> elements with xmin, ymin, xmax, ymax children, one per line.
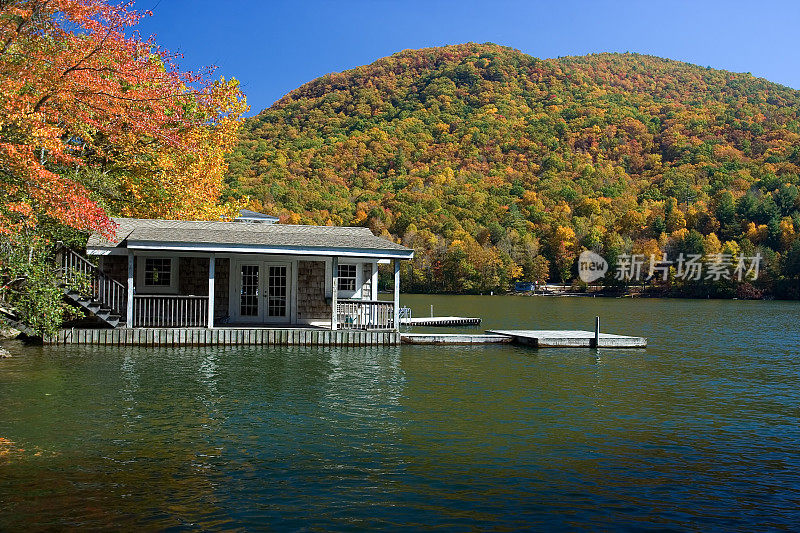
<box><xmin>336</xmin><ymin>299</ymin><xmax>394</xmax><ymax>330</ymax></box>
<box><xmin>57</xmin><ymin>246</ymin><xmax>126</xmax><ymax>328</ymax></box>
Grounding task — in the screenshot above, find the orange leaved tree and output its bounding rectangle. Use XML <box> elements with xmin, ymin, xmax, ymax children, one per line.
<box><xmin>0</xmin><ymin>0</ymin><xmax>247</xmax><ymax>333</ymax></box>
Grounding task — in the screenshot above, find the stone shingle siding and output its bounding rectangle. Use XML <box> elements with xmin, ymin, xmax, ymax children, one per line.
<box><xmin>178</xmin><ymin>257</ymin><xmax>209</xmax><ymax>295</ymax></box>
<box><xmin>297</xmin><ymin>260</ymin><xmax>330</xmax><ymax>320</ymax></box>
<box><xmin>175</xmin><ymin>257</ymin><xmax>230</xmax><ymax>319</ymax></box>
<box><xmin>99</xmin><ymin>255</ymin><xmax>128</xmax><ymax>285</ymax></box>
<box><xmin>214</xmin><ymin>259</ymin><xmax>229</xmax><ymax>319</ymax></box>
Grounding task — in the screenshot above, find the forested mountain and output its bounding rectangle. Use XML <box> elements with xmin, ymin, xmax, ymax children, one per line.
<box><xmin>225</xmin><ymin>43</ymin><xmax>800</xmax><ymax>297</ymax></box>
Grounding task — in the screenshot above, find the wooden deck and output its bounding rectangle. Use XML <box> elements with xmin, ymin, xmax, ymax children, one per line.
<box><xmin>45</xmin><ymin>328</ymin><xmax>400</xmax><ymax>346</ymax></box>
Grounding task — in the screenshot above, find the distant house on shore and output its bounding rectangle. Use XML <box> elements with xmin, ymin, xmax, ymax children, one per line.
<box><xmin>514</xmin><ymin>281</ymin><xmax>537</xmax><ymax>292</ymax></box>
<box><xmin>60</xmin><ymin>212</ymin><xmax>413</xmax><ymax>331</ymax></box>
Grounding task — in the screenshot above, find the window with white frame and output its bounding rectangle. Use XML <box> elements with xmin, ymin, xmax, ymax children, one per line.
<box><xmin>144</xmin><ymin>258</ymin><xmax>172</xmax><ymax>287</ymax></box>
<box><xmin>337</xmin><ymin>264</ymin><xmax>357</xmax><ymax>293</ymax></box>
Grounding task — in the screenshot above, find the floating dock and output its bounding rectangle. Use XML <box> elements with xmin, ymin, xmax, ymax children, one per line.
<box><xmin>42</xmin><ymin>326</ymin><xmax>645</xmax><ymax>349</ymax></box>
<box><xmin>486</xmin><ymin>330</ymin><xmax>647</xmax><ymax>348</ymax></box>
<box><xmin>400</xmin><ymin>316</ymin><xmax>481</xmax><ymax>326</ymax></box>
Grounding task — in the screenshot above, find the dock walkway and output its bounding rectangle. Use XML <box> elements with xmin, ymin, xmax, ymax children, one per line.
<box><xmin>401</xmin><ymin>333</ymin><xmax>510</xmax><ymax>344</ymax></box>
<box><xmin>486</xmin><ymin>330</ymin><xmax>646</xmax><ymax>348</ymax></box>
<box><xmin>400</xmin><ymin>330</ymin><xmax>646</xmax><ymax>348</ymax></box>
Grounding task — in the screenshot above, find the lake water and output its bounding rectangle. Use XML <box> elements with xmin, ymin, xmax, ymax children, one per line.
<box><xmin>1</xmin><ymin>296</ymin><xmax>799</xmax><ymax>530</ymax></box>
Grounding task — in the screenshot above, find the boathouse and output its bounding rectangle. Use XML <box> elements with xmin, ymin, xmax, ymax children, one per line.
<box><xmin>58</xmin><ymin>215</ymin><xmax>413</xmax><ymax>337</ymax></box>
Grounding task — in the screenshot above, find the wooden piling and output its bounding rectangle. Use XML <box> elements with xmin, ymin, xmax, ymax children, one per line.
<box><xmin>594</xmin><ymin>316</ymin><xmax>600</xmax><ymax>349</ymax></box>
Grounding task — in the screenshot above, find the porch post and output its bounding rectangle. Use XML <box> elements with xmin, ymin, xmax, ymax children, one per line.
<box><xmin>207</xmin><ymin>255</ymin><xmax>215</xmax><ymax>329</ymax></box>
<box><xmin>393</xmin><ymin>259</ymin><xmax>400</xmax><ymax>331</ymax></box>
<box><xmin>126</xmin><ymin>250</ymin><xmax>134</xmax><ymax>328</ymax></box>
<box><xmin>331</xmin><ymin>256</ymin><xmax>338</xmax><ymax>331</ymax></box>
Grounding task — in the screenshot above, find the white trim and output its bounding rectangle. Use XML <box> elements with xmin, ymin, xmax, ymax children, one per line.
<box><xmin>124</xmin><ymin>240</ymin><xmax>414</xmax><ymax>259</ymax></box>
<box><xmin>88</xmin><ymin>247</ymin><xmax>126</xmax><ymax>256</ymax></box>
<box><xmin>91</xmin><ymin>248</ymin><xmax>220</xmax><ymax>259</ymax></box>
<box><xmin>331</xmin><ymin>257</ymin><xmax>338</xmax><ymax>331</ymax></box>
<box><xmin>393</xmin><ymin>259</ymin><xmax>400</xmax><ymax>331</ymax></box>
<box><xmin>89</xmin><ymin>244</ymin><xmax>414</xmax><ymax>260</ymax></box>
<box><xmin>126</xmin><ymin>251</ymin><xmax>134</xmax><ymax>328</ymax></box>
<box><xmin>207</xmin><ymin>255</ymin><xmax>215</xmax><ymax>329</ymax></box>
<box><xmin>371</xmin><ymin>261</ymin><xmax>379</xmax><ymax>301</ymax></box>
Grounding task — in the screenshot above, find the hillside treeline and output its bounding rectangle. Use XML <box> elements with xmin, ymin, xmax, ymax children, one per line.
<box><xmin>226</xmin><ymin>43</ymin><xmax>800</xmax><ymax>297</ymax></box>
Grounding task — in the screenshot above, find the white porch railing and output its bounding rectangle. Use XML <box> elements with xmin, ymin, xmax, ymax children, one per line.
<box><xmin>133</xmin><ymin>295</ymin><xmax>209</xmax><ymax>327</ymax></box>
<box><xmin>336</xmin><ymin>299</ymin><xmax>394</xmax><ymax>330</ymax></box>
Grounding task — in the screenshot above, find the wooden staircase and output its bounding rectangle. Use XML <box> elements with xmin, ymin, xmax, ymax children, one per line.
<box><xmin>58</xmin><ymin>247</ymin><xmax>126</xmax><ymax>328</ymax></box>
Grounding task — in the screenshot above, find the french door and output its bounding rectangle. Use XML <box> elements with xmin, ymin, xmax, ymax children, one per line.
<box><xmin>236</xmin><ymin>261</ymin><xmax>291</xmax><ymax>323</ymax></box>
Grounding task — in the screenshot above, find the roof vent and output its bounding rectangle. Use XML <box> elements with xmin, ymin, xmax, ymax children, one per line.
<box><xmin>235</xmin><ymin>209</ymin><xmax>279</xmax><ymax>224</ymax></box>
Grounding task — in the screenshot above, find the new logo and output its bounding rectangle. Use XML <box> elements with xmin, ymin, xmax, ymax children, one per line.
<box><xmin>578</xmin><ymin>250</ymin><xmax>608</xmax><ymax>283</ymax></box>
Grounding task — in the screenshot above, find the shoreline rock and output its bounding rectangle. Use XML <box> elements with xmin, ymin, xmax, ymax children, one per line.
<box><xmin>1</xmin><ymin>326</ymin><xmax>21</xmax><ymax>340</ymax></box>
<box><xmin>0</xmin><ymin>346</ymin><xmax>10</xmax><ymax>358</ymax></box>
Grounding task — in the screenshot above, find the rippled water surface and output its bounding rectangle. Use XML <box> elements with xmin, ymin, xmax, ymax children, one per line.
<box><xmin>1</xmin><ymin>296</ymin><xmax>800</xmax><ymax>530</ymax></box>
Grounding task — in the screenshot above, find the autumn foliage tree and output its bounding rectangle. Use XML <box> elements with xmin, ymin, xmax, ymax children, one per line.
<box><xmin>0</xmin><ymin>0</ymin><xmax>247</xmax><ymax>333</ymax></box>
<box><xmin>228</xmin><ymin>43</ymin><xmax>800</xmax><ymax>297</ymax></box>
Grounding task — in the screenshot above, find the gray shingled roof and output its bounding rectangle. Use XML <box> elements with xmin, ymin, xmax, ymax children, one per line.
<box><xmin>88</xmin><ymin>218</ymin><xmax>412</xmax><ymax>257</ymax></box>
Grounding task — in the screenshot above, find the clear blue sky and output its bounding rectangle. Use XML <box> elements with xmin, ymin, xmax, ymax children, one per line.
<box><xmin>135</xmin><ymin>0</ymin><xmax>800</xmax><ymax>116</ymax></box>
